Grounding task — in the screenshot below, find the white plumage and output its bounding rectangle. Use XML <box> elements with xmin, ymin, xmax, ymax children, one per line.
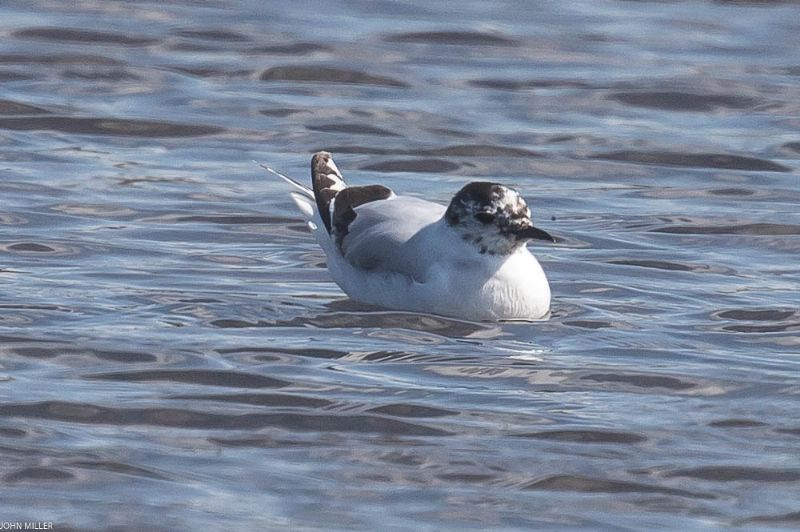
<box><xmin>266</xmin><ymin>152</ymin><xmax>554</xmax><ymax>321</ymax></box>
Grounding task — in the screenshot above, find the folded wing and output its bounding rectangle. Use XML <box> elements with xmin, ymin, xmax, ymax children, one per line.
<box><xmin>310</xmin><ymin>151</ymin><xmax>445</xmax><ymax>280</ymax></box>
<box><xmin>338</xmin><ymin>196</ymin><xmax>445</xmax><ymax>280</ymax></box>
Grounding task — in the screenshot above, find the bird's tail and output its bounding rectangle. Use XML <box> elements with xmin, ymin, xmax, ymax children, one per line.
<box><xmin>258</xmin><ymin>151</ymin><xmax>348</xmax><ymax>232</ymax></box>
<box><xmin>258</xmin><ymin>162</ymin><xmax>317</xmax><ymax>222</ymax></box>
<box><xmin>263</xmin><ymin>152</ymin><xmax>393</xmax><ymax>240</ymax></box>
<box><xmin>263</xmin><ymin>153</ymin><xmax>392</xmax><ymax>257</ymax></box>
<box><xmin>308</xmin><ymin>151</ymin><xmax>391</xmax><ymax>242</ymax></box>
<box><xmin>310</xmin><ymin>151</ymin><xmax>347</xmax><ymax>233</ymax></box>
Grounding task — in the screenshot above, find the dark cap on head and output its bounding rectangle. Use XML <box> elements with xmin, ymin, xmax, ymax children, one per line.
<box><xmin>445</xmin><ymin>181</ymin><xmax>554</xmax><ymax>253</ymax></box>
<box><xmin>445</xmin><ymin>182</ymin><xmax>505</xmax><ymax>226</ymax></box>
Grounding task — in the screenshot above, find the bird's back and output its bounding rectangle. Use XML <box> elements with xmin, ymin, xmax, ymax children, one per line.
<box><xmin>338</xmin><ymin>196</ymin><xmax>445</xmax><ymax>280</ymax></box>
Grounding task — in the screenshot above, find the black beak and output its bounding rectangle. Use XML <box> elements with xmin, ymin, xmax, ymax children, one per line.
<box><xmin>514</xmin><ymin>224</ymin><xmax>556</xmax><ymax>243</ymax></box>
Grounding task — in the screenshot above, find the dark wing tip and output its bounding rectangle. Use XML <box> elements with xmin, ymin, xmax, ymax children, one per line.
<box><xmin>311</xmin><ymin>151</ymin><xmax>333</xmax><ymax>172</ymax></box>
<box><xmin>332</xmin><ymin>185</ymin><xmax>393</xmax><ymax>248</ymax></box>
<box><xmin>311</xmin><ymin>151</ymin><xmax>346</xmax><ymax>233</ymax></box>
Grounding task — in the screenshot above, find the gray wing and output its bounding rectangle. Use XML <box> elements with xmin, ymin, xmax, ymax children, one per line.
<box><xmin>339</xmin><ymin>195</ymin><xmax>446</xmax><ymax>280</ymax></box>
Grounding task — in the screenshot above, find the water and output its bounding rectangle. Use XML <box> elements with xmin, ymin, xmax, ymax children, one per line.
<box><xmin>1</xmin><ymin>0</ymin><xmax>799</xmax><ymax>529</ymax></box>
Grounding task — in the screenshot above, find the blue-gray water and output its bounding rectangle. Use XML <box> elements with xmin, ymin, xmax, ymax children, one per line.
<box><xmin>2</xmin><ymin>0</ymin><xmax>799</xmax><ymax>530</ymax></box>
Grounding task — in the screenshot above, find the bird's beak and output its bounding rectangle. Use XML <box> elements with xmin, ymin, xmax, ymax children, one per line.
<box><xmin>514</xmin><ymin>224</ymin><xmax>556</xmax><ymax>243</ymax></box>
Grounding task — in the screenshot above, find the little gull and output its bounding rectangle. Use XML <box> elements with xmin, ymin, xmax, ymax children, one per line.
<box><xmin>266</xmin><ymin>151</ymin><xmax>555</xmax><ymax>321</ymax></box>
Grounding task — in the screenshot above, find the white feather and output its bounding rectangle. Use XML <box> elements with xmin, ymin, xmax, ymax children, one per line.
<box><xmin>264</xmin><ymin>161</ymin><xmax>551</xmax><ymax>321</ymax></box>
<box><xmin>289</xmin><ymin>191</ymin><xmax>314</xmax><ymax>218</ymax></box>
<box><xmin>259</xmin><ymin>163</ymin><xmax>313</xmax><ymax>197</ymax></box>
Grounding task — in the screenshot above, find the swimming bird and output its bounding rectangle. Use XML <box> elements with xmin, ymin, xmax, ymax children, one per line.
<box><xmin>266</xmin><ymin>151</ymin><xmax>555</xmax><ymax>321</ymax></box>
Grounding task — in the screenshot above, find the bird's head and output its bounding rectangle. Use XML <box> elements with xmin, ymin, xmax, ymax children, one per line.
<box><xmin>444</xmin><ymin>181</ymin><xmax>554</xmax><ymax>255</ymax></box>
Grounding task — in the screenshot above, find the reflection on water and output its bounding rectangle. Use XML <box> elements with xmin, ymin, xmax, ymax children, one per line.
<box><xmin>1</xmin><ymin>0</ymin><xmax>799</xmax><ymax>529</ymax></box>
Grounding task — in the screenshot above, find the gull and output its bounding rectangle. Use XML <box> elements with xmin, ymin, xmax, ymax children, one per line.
<box><xmin>265</xmin><ymin>151</ymin><xmax>555</xmax><ymax>321</ymax></box>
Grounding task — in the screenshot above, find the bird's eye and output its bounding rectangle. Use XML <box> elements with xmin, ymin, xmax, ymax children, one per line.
<box><xmin>475</xmin><ymin>212</ymin><xmax>494</xmax><ymax>224</ymax></box>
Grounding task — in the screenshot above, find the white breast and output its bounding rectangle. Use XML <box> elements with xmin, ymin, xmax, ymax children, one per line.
<box><xmin>326</xmin><ymin>225</ymin><xmax>551</xmax><ymax>321</ymax></box>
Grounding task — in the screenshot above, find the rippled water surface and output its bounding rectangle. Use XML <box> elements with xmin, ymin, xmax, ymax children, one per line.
<box><xmin>2</xmin><ymin>0</ymin><xmax>799</xmax><ymax>529</ymax></box>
